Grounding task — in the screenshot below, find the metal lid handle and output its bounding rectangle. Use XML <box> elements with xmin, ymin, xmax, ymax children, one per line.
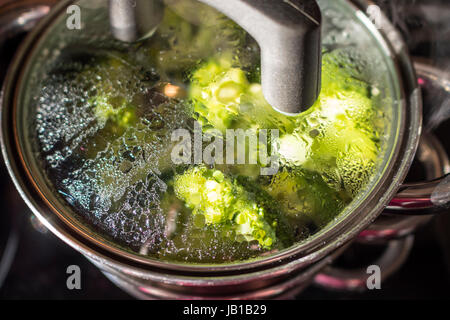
<box><xmin>109</xmin><ymin>0</ymin><xmax>322</xmax><ymax>114</ymax></box>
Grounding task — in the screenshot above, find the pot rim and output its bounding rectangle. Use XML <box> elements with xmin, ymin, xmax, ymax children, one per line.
<box><xmin>0</xmin><ymin>0</ymin><xmax>422</xmax><ymax>279</ymax></box>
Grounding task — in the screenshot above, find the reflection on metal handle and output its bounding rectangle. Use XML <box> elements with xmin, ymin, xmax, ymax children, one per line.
<box><xmin>386</xmin><ymin>62</ymin><xmax>450</xmax><ymax>216</ymax></box>
<box><xmin>386</xmin><ymin>174</ymin><xmax>450</xmax><ymax>215</ymax></box>
<box><xmin>314</xmin><ymin>236</ymin><xmax>414</xmax><ymax>292</ymax></box>
<box><xmin>0</xmin><ymin>0</ymin><xmax>53</xmax><ymax>44</ymax></box>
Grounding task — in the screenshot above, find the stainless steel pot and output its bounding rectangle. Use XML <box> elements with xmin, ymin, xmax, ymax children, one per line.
<box><xmin>1</xmin><ymin>0</ymin><xmax>449</xmax><ymax>299</ymax></box>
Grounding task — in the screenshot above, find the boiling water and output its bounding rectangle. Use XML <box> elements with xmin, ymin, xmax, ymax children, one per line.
<box><xmin>33</xmin><ymin>0</ymin><xmax>388</xmax><ymax>263</ymax></box>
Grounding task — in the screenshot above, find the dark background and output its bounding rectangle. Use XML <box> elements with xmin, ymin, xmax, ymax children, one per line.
<box><xmin>0</xmin><ymin>0</ymin><xmax>450</xmax><ymax>299</ymax></box>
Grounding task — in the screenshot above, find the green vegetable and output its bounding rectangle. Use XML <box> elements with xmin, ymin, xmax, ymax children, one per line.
<box><xmin>305</xmin><ymin>103</ymin><xmax>378</xmax><ymax>196</ymax></box>
<box><xmin>173</xmin><ymin>166</ymin><xmax>277</xmax><ymax>248</ymax></box>
<box><xmin>190</xmin><ymin>57</ymin><xmax>247</xmax><ymax>132</ymax></box>
<box><xmin>190</xmin><ymin>53</ymin><xmax>381</xmax><ymax>197</ymax></box>
<box><xmin>76</xmin><ymin>54</ymin><xmax>142</xmax><ymax>131</ymax></box>
<box><xmin>92</xmin><ymin>94</ymin><xmax>137</xmax><ymax>128</ymax></box>
<box><xmin>189</xmin><ymin>58</ymin><xmax>295</xmax><ymax>134</ymax></box>
<box><xmin>264</xmin><ymin>169</ymin><xmax>350</xmax><ymax>228</ymax></box>
<box><xmin>272</xmin><ymin>90</ymin><xmax>379</xmax><ymax>196</ymax></box>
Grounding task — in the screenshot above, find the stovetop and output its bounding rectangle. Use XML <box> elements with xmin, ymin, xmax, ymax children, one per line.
<box><xmin>0</xmin><ymin>0</ymin><xmax>449</xmax><ymax>300</ymax></box>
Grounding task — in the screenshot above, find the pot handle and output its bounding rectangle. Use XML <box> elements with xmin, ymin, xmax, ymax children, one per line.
<box><xmin>385</xmin><ymin>174</ymin><xmax>450</xmax><ymax>215</ymax></box>
<box><xmin>313</xmin><ymin>61</ymin><xmax>449</xmax><ymax>292</ymax></box>
<box><xmin>385</xmin><ymin>62</ymin><xmax>450</xmax><ymax>216</ymax></box>
<box><xmin>313</xmin><ymin>236</ymin><xmax>414</xmax><ymax>292</ymax></box>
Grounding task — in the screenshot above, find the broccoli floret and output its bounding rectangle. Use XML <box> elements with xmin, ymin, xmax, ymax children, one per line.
<box><xmin>264</xmin><ymin>169</ymin><xmax>350</xmax><ymax>228</ymax></box>
<box><xmin>92</xmin><ymin>94</ymin><xmax>137</xmax><ymax>128</ymax></box>
<box><xmin>189</xmin><ymin>58</ymin><xmax>295</xmax><ymax>134</ymax></box>
<box><xmin>274</xmin><ymin>98</ymin><xmax>379</xmax><ymax>197</ymax></box>
<box><xmin>74</xmin><ymin>54</ymin><xmax>143</xmax><ymax>131</ymax></box>
<box><xmin>190</xmin><ymin>60</ymin><xmax>246</xmax><ymax>132</ymax></box>
<box><xmin>307</xmin><ymin>116</ymin><xmax>377</xmax><ymax>196</ymax></box>
<box><xmin>173</xmin><ymin>166</ymin><xmax>277</xmax><ymax>249</ymax></box>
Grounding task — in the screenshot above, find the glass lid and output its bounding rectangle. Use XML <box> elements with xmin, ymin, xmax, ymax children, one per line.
<box><xmin>14</xmin><ymin>0</ymin><xmax>402</xmax><ymax>267</ymax></box>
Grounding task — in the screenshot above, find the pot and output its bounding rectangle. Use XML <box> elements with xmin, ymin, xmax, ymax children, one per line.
<box><xmin>1</xmin><ymin>0</ymin><xmax>449</xmax><ymax>299</ymax></box>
